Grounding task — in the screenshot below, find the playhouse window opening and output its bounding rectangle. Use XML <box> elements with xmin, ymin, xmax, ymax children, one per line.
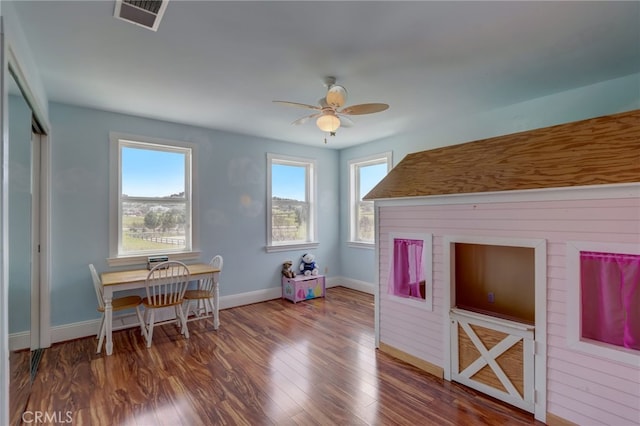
<box><xmin>454</xmin><ymin>243</ymin><xmax>535</xmax><ymax>324</ymax></box>
<box><xmin>580</xmin><ymin>251</ymin><xmax>640</xmax><ymax>351</ymax></box>
<box><xmin>389</xmin><ymin>238</ymin><xmax>426</xmax><ymax>300</ymax></box>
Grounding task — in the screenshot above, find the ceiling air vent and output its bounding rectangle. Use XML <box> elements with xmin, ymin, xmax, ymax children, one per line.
<box><xmin>114</xmin><ymin>0</ymin><xmax>168</xmax><ymax>31</ymax></box>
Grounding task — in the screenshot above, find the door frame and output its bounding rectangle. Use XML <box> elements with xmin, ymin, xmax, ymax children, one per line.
<box><xmin>442</xmin><ymin>235</ymin><xmax>547</xmax><ymax>422</ymax></box>
<box><xmin>7</xmin><ymin>46</ymin><xmax>51</xmax><ymax>350</ymax></box>
<box><xmin>2</xmin><ymin>21</ymin><xmax>51</xmax><ymax>426</ymax></box>
<box><xmin>27</xmin><ymin>129</ymin><xmax>40</xmax><ymax>351</ymax></box>
<box><xmin>30</xmin><ymin>130</ymin><xmax>50</xmax><ymax>350</ymax></box>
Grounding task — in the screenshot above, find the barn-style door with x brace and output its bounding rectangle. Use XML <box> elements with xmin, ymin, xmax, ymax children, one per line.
<box><xmin>450</xmin><ymin>308</ymin><xmax>535</xmax><ymax>413</ymax></box>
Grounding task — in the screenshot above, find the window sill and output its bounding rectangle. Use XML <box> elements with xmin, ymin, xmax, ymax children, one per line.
<box><xmin>107</xmin><ymin>251</ymin><xmax>201</xmax><ymax>267</ymax></box>
<box><xmin>265</xmin><ymin>242</ymin><xmax>319</xmax><ymax>253</ymax></box>
<box><xmin>567</xmin><ymin>337</ymin><xmax>639</xmax><ymax>367</ymax></box>
<box><xmin>347</xmin><ymin>241</ymin><xmax>375</xmax><ymax>250</ymax></box>
<box><xmin>386</xmin><ymin>293</ymin><xmax>433</xmax><ymax>311</ymax></box>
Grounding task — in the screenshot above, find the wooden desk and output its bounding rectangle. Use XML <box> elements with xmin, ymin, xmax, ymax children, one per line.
<box><xmin>101</xmin><ymin>263</ymin><xmax>220</xmax><ymax>356</ymax></box>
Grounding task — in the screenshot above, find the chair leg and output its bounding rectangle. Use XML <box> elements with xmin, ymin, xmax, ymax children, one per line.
<box><xmin>205</xmin><ymin>298</ymin><xmax>214</xmax><ymax>323</ymax></box>
<box><xmin>175</xmin><ymin>307</ymin><xmax>182</xmax><ymax>330</ymax></box>
<box><xmin>178</xmin><ymin>305</ymin><xmax>189</xmax><ymax>339</ymax></box>
<box><xmin>206</xmin><ymin>297</ymin><xmax>219</xmax><ymax>329</ymax></box>
<box><xmin>174</xmin><ymin>306</ymin><xmax>181</xmax><ymax>332</ymax></box>
<box><xmin>97</xmin><ymin>315</ymin><xmax>105</xmax><ymax>339</ymax></box>
<box><xmin>135</xmin><ymin>306</ymin><xmax>147</xmax><ymax>340</ymax></box>
<box><xmin>146</xmin><ymin>310</ymin><xmax>155</xmax><ymax>348</ymax></box>
<box><xmin>97</xmin><ymin>318</ymin><xmax>106</xmax><ymax>354</ymax></box>
<box><xmin>183</xmin><ymin>300</ymin><xmax>192</xmax><ymax>320</ymax></box>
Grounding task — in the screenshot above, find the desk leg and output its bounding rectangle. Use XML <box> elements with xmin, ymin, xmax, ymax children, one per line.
<box><xmin>104</xmin><ymin>290</ymin><xmax>114</xmax><ymax>356</ymax></box>
<box><xmin>213</xmin><ymin>280</ymin><xmax>220</xmax><ymax>330</ymax></box>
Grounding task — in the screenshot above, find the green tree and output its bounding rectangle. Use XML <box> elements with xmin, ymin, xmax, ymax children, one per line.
<box><xmin>161</xmin><ymin>211</ymin><xmax>176</xmax><ymax>231</ymax></box>
<box><xmin>144</xmin><ymin>210</ymin><xmax>159</xmax><ymax>230</ymax></box>
<box><xmin>172</xmin><ymin>209</ymin><xmax>185</xmax><ymax>225</ymax></box>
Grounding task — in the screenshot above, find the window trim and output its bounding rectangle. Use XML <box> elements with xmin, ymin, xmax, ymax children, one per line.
<box><xmin>566</xmin><ymin>240</ymin><xmax>640</xmax><ymax>366</ymax></box>
<box><xmin>108</xmin><ymin>132</ymin><xmax>199</xmax><ymax>266</ymax></box>
<box><xmin>266</xmin><ymin>153</ymin><xmax>318</xmax><ymax>253</ymax></box>
<box><xmin>348</xmin><ymin>152</ymin><xmax>392</xmax><ymax>246</ymax></box>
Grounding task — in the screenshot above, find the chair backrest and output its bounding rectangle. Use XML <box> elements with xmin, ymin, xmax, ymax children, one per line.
<box><xmin>199</xmin><ymin>255</ymin><xmax>223</xmax><ymax>293</ymax></box>
<box><xmin>211</xmin><ymin>255</ymin><xmax>223</xmax><ymax>273</ymax></box>
<box><xmin>89</xmin><ymin>264</ymin><xmax>104</xmax><ymax>310</ymax></box>
<box><xmin>145</xmin><ymin>261</ymin><xmax>191</xmax><ymax>307</ymax></box>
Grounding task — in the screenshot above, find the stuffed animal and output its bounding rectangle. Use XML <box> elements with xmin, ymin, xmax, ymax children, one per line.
<box><xmin>299</xmin><ymin>253</ymin><xmax>319</xmax><ymax>276</ymax></box>
<box><xmin>282</xmin><ymin>260</ymin><xmax>296</xmax><ymax>278</ymax></box>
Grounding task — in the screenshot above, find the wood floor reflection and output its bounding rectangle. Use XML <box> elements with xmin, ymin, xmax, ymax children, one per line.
<box><xmin>23</xmin><ymin>287</ymin><xmax>541</xmax><ymax>425</ymax></box>
<box><xmin>10</xmin><ymin>349</ymin><xmax>31</xmax><ymax>426</ymax></box>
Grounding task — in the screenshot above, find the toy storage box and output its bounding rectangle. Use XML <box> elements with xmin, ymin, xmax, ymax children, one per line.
<box><xmin>282</xmin><ymin>275</ymin><xmax>325</xmax><ymax>303</ymax></box>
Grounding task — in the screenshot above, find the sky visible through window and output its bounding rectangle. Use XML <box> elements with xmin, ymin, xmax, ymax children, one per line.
<box><xmin>123</xmin><ymin>150</ymin><xmax>386</xmax><ymax>200</ymax></box>
<box><xmin>360</xmin><ymin>163</ymin><xmax>387</xmax><ymax>198</ymax></box>
<box><xmin>122</xmin><ymin>147</ymin><xmax>185</xmax><ymax>197</ymax></box>
<box><xmin>272</xmin><ymin>164</ymin><xmax>305</xmax><ymax>200</ymax></box>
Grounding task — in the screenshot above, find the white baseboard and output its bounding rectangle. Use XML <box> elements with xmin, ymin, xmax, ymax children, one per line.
<box><xmin>331</xmin><ymin>276</ymin><xmax>375</xmax><ymax>294</ymax></box>
<box><xmin>15</xmin><ymin>280</ymin><xmax>375</xmax><ymax>347</ymax></box>
<box><xmin>50</xmin><ymin>312</ymin><xmax>147</xmax><ymax>345</ymax></box>
<box><xmin>9</xmin><ymin>331</ymin><xmax>30</xmax><ymax>351</ymax></box>
<box><xmin>51</xmin><ymin>319</ymin><xmax>101</xmax><ymax>345</ymax></box>
<box><xmin>46</xmin><ymin>287</ymin><xmax>284</xmax><ymax>344</ymax></box>
<box><xmin>218</xmin><ymin>286</ymin><xmax>282</xmax><ymax>310</ymax></box>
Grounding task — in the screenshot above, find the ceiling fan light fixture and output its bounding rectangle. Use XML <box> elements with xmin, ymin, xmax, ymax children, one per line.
<box><xmin>316</xmin><ymin>114</ymin><xmax>340</xmax><ymax>132</ymax></box>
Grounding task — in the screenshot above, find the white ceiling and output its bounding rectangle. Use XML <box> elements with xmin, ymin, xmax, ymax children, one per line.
<box><xmin>10</xmin><ymin>1</ymin><xmax>640</xmax><ymax>149</ymax></box>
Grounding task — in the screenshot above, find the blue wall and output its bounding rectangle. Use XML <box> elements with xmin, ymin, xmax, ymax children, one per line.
<box><xmin>49</xmin><ymin>103</ymin><xmax>340</xmax><ymax>326</ymax></box>
<box><xmin>47</xmin><ymin>72</ymin><xmax>640</xmax><ymax>328</ymax></box>
<box><xmin>3</xmin><ymin>1</ymin><xmax>49</xmax><ymax>119</ymax></box>
<box><xmin>40</xmin><ymin>71</ymin><xmax>640</xmax><ymax>328</ymax></box>
<box><xmin>338</xmin><ymin>72</ymin><xmax>640</xmax><ymax>286</ymax></box>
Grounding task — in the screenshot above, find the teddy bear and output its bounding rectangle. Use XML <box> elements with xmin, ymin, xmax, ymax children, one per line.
<box><xmin>281</xmin><ymin>260</ymin><xmax>296</xmax><ymax>278</ymax></box>
<box><xmin>299</xmin><ymin>253</ymin><xmax>319</xmax><ymax>276</ymax></box>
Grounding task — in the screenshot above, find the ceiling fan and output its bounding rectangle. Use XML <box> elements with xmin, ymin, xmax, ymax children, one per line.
<box><xmin>273</xmin><ymin>76</ymin><xmax>389</xmax><ymax>135</ymax></box>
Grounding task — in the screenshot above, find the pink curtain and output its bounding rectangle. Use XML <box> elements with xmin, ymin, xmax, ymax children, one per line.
<box><xmin>389</xmin><ymin>238</ymin><xmax>424</xmax><ymax>298</ymax></box>
<box><xmin>580</xmin><ymin>251</ymin><xmax>640</xmax><ymax>350</ymax></box>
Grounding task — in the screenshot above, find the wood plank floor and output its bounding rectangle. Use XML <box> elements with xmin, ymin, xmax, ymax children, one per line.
<box><xmin>21</xmin><ymin>287</ymin><xmax>543</xmax><ymax>425</ymax></box>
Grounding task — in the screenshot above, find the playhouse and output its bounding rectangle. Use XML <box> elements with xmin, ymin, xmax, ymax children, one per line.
<box><xmin>365</xmin><ymin>110</ymin><xmax>640</xmax><ymax>425</ymax></box>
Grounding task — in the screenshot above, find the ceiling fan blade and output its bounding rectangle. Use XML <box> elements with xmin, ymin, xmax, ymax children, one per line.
<box><xmin>292</xmin><ymin>113</ymin><xmax>321</xmax><ymax>126</ymax></box>
<box><xmin>339</xmin><ymin>103</ymin><xmax>389</xmax><ymax>115</ymax></box>
<box><xmin>273</xmin><ymin>100</ymin><xmax>321</xmax><ymax>111</ymax></box>
<box><xmin>338</xmin><ymin>115</ymin><xmax>355</xmax><ymax>128</ymax></box>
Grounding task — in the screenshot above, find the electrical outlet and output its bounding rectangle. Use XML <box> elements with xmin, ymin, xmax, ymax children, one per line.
<box><xmin>488</xmin><ymin>292</ymin><xmax>495</xmax><ymax>303</ymax></box>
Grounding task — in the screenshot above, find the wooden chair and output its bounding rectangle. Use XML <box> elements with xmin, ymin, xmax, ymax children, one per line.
<box><xmin>89</xmin><ymin>264</ymin><xmax>145</xmax><ymax>354</ymax></box>
<box><xmin>184</xmin><ymin>255</ymin><xmax>223</xmax><ymax>328</ymax></box>
<box><xmin>142</xmin><ymin>261</ymin><xmax>191</xmax><ymax>347</ymax></box>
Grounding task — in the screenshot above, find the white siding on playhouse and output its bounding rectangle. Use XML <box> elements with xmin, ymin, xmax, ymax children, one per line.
<box><xmin>377</xmin><ymin>195</ymin><xmax>640</xmax><ymax>426</ymax></box>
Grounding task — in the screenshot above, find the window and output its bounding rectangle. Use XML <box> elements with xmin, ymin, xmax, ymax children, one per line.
<box><xmin>349</xmin><ymin>152</ymin><xmax>392</xmax><ymax>245</ymax></box>
<box><xmin>581</xmin><ymin>251</ymin><xmax>640</xmax><ymax>349</ymax></box>
<box><xmin>567</xmin><ymin>241</ymin><xmax>639</xmax><ymax>366</ymax></box>
<box><xmin>266</xmin><ymin>153</ymin><xmax>317</xmax><ymax>252</ymax></box>
<box><xmin>109</xmin><ymin>134</ymin><xmax>196</xmax><ymax>264</ymax></box>
<box><xmin>387</xmin><ymin>232</ymin><xmax>433</xmax><ymax>310</ymax></box>
<box><xmin>390</xmin><ymin>238</ymin><xmax>425</xmax><ymax>299</ymax></box>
